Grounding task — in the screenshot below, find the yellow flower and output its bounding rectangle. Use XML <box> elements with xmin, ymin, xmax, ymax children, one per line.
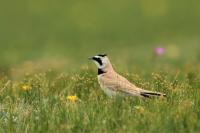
<box><xmin>67</xmin><ymin>95</ymin><xmax>78</xmax><ymax>102</ymax></box>
<box><xmin>21</xmin><ymin>85</ymin><xmax>31</xmax><ymax>91</ymax></box>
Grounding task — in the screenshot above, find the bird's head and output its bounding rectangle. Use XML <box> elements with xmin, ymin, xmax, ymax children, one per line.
<box><xmin>88</xmin><ymin>54</ymin><xmax>111</xmax><ymax>69</ymax></box>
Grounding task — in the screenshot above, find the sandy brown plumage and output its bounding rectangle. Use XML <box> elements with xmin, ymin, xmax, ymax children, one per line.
<box><xmin>89</xmin><ymin>54</ymin><xmax>166</xmax><ymax>98</ymax></box>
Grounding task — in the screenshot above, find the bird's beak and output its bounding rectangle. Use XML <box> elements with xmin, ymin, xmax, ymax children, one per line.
<box><xmin>88</xmin><ymin>57</ymin><xmax>94</xmax><ymax>60</ymax></box>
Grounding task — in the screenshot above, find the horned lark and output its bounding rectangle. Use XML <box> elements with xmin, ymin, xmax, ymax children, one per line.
<box><xmin>89</xmin><ymin>54</ymin><xmax>166</xmax><ymax>98</ymax></box>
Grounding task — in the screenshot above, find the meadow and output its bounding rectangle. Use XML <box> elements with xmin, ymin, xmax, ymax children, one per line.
<box><xmin>0</xmin><ymin>0</ymin><xmax>200</xmax><ymax>132</ymax></box>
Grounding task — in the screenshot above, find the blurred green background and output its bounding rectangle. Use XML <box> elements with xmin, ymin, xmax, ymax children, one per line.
<box><xmin>0</xmin><ymin>0</ymin><xmax>200</xmax><ymax>76</ymax></box>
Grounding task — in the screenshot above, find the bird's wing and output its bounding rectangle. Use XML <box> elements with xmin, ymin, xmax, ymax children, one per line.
<box><xmin>100</xmin><ymin>71</ymin><xmax>167</xmax><ymax>98</ymax></box>
<box><xmin>115</xmin><ymin>74</ymin><xmax>142</xmax><ymax>96</ymax></box>
<box><xmin>100</xmin><ymin>73</ymin><xmax>142</xmax><ymax>96</ymax></box>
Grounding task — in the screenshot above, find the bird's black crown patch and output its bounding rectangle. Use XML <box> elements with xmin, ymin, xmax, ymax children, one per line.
<box><xmin>98</xmin><ymin>54</ymin><xmax>107</xmax><ymax>57</ymax></box>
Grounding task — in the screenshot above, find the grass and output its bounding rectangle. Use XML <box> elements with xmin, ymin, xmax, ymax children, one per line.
<box><xmin>0</xmin><ymin>63</ymin><xmax>199</xmax><ymax>132</ymax></box>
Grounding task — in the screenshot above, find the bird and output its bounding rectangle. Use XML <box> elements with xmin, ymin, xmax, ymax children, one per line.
<box><xmin>89</xmin><ymin>54</ymin><xmax>166</xmax><ymax>98</ymax></box>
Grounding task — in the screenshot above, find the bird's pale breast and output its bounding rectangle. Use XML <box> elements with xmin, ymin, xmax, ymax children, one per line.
<box><xmin>98</xmin><ymin>75</ymin><xmax>117</xmax><ymax>97</ymax></box>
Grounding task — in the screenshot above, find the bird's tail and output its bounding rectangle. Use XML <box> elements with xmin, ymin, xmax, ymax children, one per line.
<box><xmin>139</xmin><ymin>89</ymin><xmax>166</xmax><ymax>98</ymax></box>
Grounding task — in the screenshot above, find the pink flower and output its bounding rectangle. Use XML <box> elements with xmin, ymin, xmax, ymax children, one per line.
<box><xmin>154</xmin><ymin>47</ymin><xmax>165</xmax><ymax>56</ymax></box>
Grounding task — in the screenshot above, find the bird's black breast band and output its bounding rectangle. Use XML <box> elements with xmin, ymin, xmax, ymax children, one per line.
<box><xmin>98</xmin><ymin>69</ymin><xmax>106</xmax><ymax>75</ymax></box>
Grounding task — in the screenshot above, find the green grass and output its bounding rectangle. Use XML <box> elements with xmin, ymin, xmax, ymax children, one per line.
<box><xmin>0</xmin><ymin>64</ymin><xmax>199</xmax><ymax>133</ymax></box>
